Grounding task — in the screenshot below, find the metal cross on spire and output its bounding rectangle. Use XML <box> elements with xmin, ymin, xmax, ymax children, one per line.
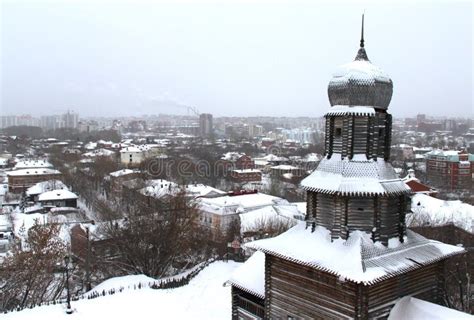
<box><xmin>354</xmin><ymin>13</ymin><xmax>369</xmax><ymax>61</ymax></box>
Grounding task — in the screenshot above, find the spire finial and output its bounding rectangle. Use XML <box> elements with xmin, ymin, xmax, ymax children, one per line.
<box><xmin>360</xmin><ymin>13</ymin><xmax>365</xmax><ymax>48</ymax></box>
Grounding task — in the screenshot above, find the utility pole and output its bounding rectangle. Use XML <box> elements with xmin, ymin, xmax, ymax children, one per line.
<box><xmin>85</xmin><ymin>226</ymin><xmax>91</xmax><ymax>291</ymax></box>
<box><xmin>64</xmin><ymin>255</ymin><xmax>73</xmax><ymax>314</ymax></box>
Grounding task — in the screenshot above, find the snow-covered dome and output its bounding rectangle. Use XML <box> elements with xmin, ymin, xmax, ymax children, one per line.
<box><xmin>327</xmin><ymin>46</ymin><xmax>393</xmax><ymax>110</ymax></box>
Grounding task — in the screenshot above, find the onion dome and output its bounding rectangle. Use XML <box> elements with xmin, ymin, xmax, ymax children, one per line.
<box><xmin>327</xmin><ymin>15</ymin><xmax>393</xmax><ymax>110</ymax></box>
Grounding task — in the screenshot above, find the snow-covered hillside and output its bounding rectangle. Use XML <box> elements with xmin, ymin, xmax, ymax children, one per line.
<box><xmin>3</xmin><ymin>261</ymin><xmax>241</xmax><ymax>320</ymax></box>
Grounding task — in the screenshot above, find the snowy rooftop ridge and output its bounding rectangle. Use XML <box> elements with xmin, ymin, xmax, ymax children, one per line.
<box><xmin>245</xmin><ymin>223</ymin><xmax>464</xmax><ymax>285</ymax></box>
<box><xmin>300</xmin><ymin>154</ymin><xmax>410</xmax><ymax>196</ymax></box>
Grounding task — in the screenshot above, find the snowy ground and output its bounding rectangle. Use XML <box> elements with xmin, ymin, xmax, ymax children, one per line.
<box><xmin>3</xmin><ymin>261</ymin><xmax>241</xmax><ymax>320</ymax></box>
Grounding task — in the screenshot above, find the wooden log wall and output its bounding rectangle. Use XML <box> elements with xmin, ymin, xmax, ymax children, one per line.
<box><xmin>265</xmin><ymin>255</ymin><xmax>446</xmax><ymax>320</ymax></box>
<box><xmin>326</xmin><ymin>117</ymin><xmax>333</xmax><ymax>157</ymax></box>
<box><xmin>332</xmin><ymin>118</ymin><xmax>343</xmax><ymax>154</ymax></box>
<box><xmin>353</xmin><ymin>116</ymin><xmax>369</xmax><ymax>156</ymax></box>
<box><xmin>378</xmin><ymin>196</ymin><xmax>403</xmax><ymax>244</ymax></box>
<box><xmin>315</xmin><ymin>193</ymin><xmax>336</xmax><ymax>232</ymax></box>
<box><xmin>366</xmin><ymin>261</ymin><xmax>444</xmax><ymax>319</ymax></box>
<box><xmin>322</xmin><ymin>111</ymin><xmax>392</xmax><ymax>160</ymax></box>
<box><xmin>384</xmin><ymin>114</ymin><xmax>392</xmax><ymax>160</ymax></box>
<box><xmin>267</xmin><ymin>255</ymin><xmax>358</xmax><ymax>319</ymax></box>
<box><xmin>342</xmin><ymin>116</ymin><xmax>351</xmax><ymax>157</ymax></box>
<box><xmin>347</xmin><ymin>197</ymin><xmax>375</xmax><ymax>236</ymax></box>
<box><xmin>310</xmin><ymin>192</ymin><xmax>405</xmax><ymax>245</ymax></box>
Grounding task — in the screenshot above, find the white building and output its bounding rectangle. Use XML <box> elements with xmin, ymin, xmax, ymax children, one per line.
<box><xmin>119</xmin><ymin>145</ymin><xmax>162</xmax><ymax>166</ymax></box>
<box><xmin>197</xmin><ymin>191</ymin><xmax>288</xmax><ymax>237</ymax></box>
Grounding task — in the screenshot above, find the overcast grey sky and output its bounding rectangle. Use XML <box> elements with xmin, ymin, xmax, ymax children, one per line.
<box><xmin>1</xmin><ymin>0</ymin><xmax>472</xmax><ymax>118</ymax></box>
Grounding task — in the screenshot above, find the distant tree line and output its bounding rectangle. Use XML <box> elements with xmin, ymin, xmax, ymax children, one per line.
<box><xmin>1</xmin><ymin>126</ymin><xmax>120</xmax><ymax>143</ymax></box>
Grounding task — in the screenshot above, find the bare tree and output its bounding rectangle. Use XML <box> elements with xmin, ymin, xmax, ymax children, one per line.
<box><xmin>0</xmin><ymin>222</ymin><xmax>67</xmax><ymax>312</ymax></box>
<box><xmin>96</xmin><ymin>192</ymin><xmax>211</xmax><ymax>278</ymax></box>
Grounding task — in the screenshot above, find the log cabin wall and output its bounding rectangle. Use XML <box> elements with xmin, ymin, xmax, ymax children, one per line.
<box><xmin>323</xmin><ymin>112</ymin><xmax>392</xmax><ymax>160</ymax></box>
<box><xmin>352</xmin><ymin>116</ymin><xmax>369</xmax><ymax>156</ymax></box>
<box><xmin>266</xmin><ymin>255</ymin><xmax>359</xmax><ymax>319</ymax></box>
<box><xmin>308</xmin><ymin>192</ymin><xmax>406</xmax><ymax>245</ymax></box>
<box><xmin>265</xmin><ymin>255</ymin><xmax>446</xmax><ymax>320</ymax></box>
<box><xmin>366</xmin><ymin>261</ymin><xmax>445</xmax><ymax>319</ymax></box>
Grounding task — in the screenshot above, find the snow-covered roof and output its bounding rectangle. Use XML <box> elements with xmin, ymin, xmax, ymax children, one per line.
<box><xmin>388</xmin><ymin>296</ymin><xmax>473</xmax><ymax>320</ymax></box>
<box><xmin>140</xmin><ymin>180</ymin><xmax>225</xmax><ymax>200</ymax></box>
<box><xmin>325</xmin><ymin>105</ymin><xmax>376</xmax><ymax>117</ymax></box>
<box><xmin>221</xmin><ymin>152</ymin><xmax>246</xmax><ymax>161</ymax></box>
<box><xmin>109</xmin><ymin>169</ymin><xmax>136</xmax><ymax>178</ymax></box>
<box><xmin>26</xmin><ymin>180</ymin><xmax>67</xmax><ymax>196</ymax></box>
<box><xmin>84</xmin><ymin>142</ymin><xmax>97</xmax><ymax>150</ymax></box>
<box><xmin>302</xmin><ymin>153</ymin><xmax>322</xmax><ymax>162</ymax></box>
<box><xmin>24</xmin><ymin>205</ymin><xmax>44</xmax><ymax>214</ymax></box>
<box><xmin>83</xmin><ymin>148</ymin><xmax>115</xmax><ymax>157</ymax></box>
<box><xmin>292</xmin><ymin>202</ymin><xmax>306</xmax><ymax>215</ymax></box>
<box><xmin>408</xmin><ymin>194</ymin><xmax>474</xmax><ymax>233</ymax></box>
<box><xmin>7</xmin><ymin>168</ymin><xmax>61</xmax><ymax>176</ymax></box>
<box><xmin>240</xmin><ymin>205</ymin><xmax>300</xmax><ymax>234</ymax></box>
<box><xmin>227</xmin><ymin>251</ymin><xmax>265</xmax><ymax>298</ymax></box>
<box><xmin>426</xmin><ymin>149</ymin><xmax>460</xmax><ymax>157</ymax></box>
<box><xmin>140</xmin><ymin>180</ymin><xmax>180</xmax><ymax>199</ymax></box>
<box><xmin>254</xmin><ymin>159</ymin><xmax>269</xmax><ymax>166</ymax></box>
<box><xmin>262</xmin><ymin>154</ymin><xmax>288</xmax><ymax>162</ymax></box>
<box><xmin>184</xmin><ymin>184</ymin><xmax>226</xmax><ymax>197</ymax></box>
<box><xmin>300</xmin><ymin>154</ymin><xmax>410</xmax><ymax>196</ymax></box>
<box><xmin>120</xmin><ymin>145</ymin><xmax>151</xmax><ymax>153</ymax></box>
<box><xmin>38</xmin><ymin>189</ymin><xmax>78</xmax><ymax>201</ymax></box>
<box><xmin>198</xmin><ymin>193</ymin><xmax>287</xmax><ymax>215</ymax></box>
<box><xmin>333</xmin><ymin>60</ymin><xmax>391</xmax><ymax>83</ymax></box>
<box><xmin>13</xmin><ymin>159</ymin><xmax>53</xmax><ymax>170</ymax></box>
<box><xmin>271</xmin><ymin>164</ymin><xmax>299</xmax><ymax>170</ymax></box>
<box><xmin>232</xmin><ymin>169</ymin><xmax>261</xmax><ymax>173</ymax></box>
<box><xmin>425</xmin><ymin>149</ymin><xmax>471</xmax><ymax>162</ymax></box>
<box><xmin>245</xmin><ymin>223</ymin><xmax>464</xmax><ymax>284</ymax></box>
